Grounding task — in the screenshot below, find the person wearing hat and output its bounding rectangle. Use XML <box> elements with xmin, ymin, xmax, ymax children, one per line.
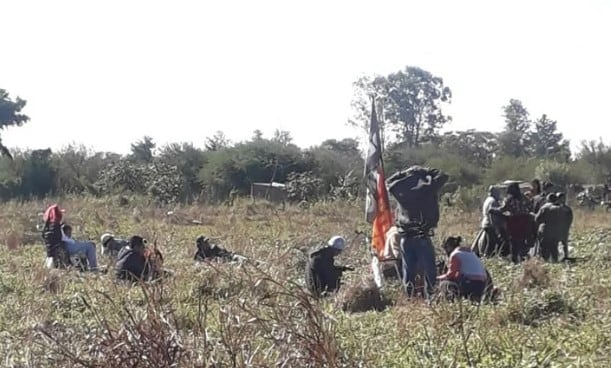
<box><xmin>533</xmin><ymin>181</ymin><xmax>554</xmax><ymax>214</ymax></box>
<box><xmin>115</xmin><ymin>235</ymin><xmax>152</xmax><ymax>282</ymax></box>
<box><xmin>100</xmin><ymin>233</ymin><xmax>129</xmax><ymax>257</ymax></box>
<box><xmin>305</xmin><ymin>236</ymin><xmax>353</xmax><ymax>297</ymax></box>
<box><xmin>534</xmin><ymin>193</ymin><xmax>565</xmax><ymax>262</ymax></box>
<box><xmin>193</xmin><ymin>235</ymin><xmax>245</xmax><ymax>263</ymax></box>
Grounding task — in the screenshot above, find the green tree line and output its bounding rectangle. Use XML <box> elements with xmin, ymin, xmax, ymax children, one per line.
<box><xmin>2</xmin><ymin>66</ymin><xmax>611</xmax><ymax>206</ymax></box>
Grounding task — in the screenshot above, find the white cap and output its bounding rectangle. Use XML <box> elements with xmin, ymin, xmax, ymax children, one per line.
<box><xmin>327</xmin><ymin>236</ymin><xmax>346</xmax><ymax>251</ymax></box>
<box><xmin>101</xmin><ymin>233</ymin><xmax>114</xmax><ymax>246</ymax></box>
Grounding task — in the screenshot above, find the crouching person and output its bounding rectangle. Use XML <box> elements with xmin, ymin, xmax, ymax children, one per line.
<box><xmin>194</xmin><ymin>235</ymin><xmax>247</xmax><ymax>263</ymax></box>
<box><xmin>115</xmin><ymin>236</ymin><xmax>154</xmax><ymax>282</ymax></box>
<box><xmin>101</xmin><ymin>233</ymin><xmax>129</xmax><ymax>257</ymax></box>
<box><xmin>437</xmin><ymin>236</ymin><xmax>489</xmax><ymax>303</ymax></box>
<box><xmin>305</xmin><ymin>236</ymin><xmax>353</xmax><ymax>297</ymax></box>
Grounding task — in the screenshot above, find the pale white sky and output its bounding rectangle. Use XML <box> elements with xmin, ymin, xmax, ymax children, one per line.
<box><xmin>1</xmin><ymin>0</ymin><xmax>609</xmax><ymax>155</ymax></box>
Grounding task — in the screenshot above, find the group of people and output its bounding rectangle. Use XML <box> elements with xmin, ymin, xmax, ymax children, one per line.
<box><xmin>475</xmin><ymin>179</ymin><xmax>573</xmax><ymax>263</ymax></box>
<box><xmin>306</xmin><ymin>165</ymin><xmax>493</xmax><ymax>303</ymax></box>
<box><xmin>41</xmin><ymin>204</ymin><xmax>246</xmax><ymax>282</ymax></box>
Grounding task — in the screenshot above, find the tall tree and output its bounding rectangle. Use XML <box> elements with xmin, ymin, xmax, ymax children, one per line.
<box><xmin>497</xmin><ymin>99</ymin><xmax>531</xmax><ymax>157</ymax></box>
<box><xmin>130</xmin><ymin>136</ymin><xmax>156</xmax><ymax>163</ymax></box>
<box><xmin>530</xmin><ymin>114</ymin><xmax>570</xmax><ymax>159</ymax></box>
<box><xmin>272</xmin><ymin>129</ymin><xmax>293</xmax><ymax>146</ymax></box>
<box><xmin>349</xmin><ymin>66</ymin><xmax>452</xmax><ymax>147</ymax></box>
<box><xmin>205</xmin><ymin>131</ymin><xmax>230</xmax><ymax>151</ymax></box>
<box><xmin>0</xmin><ymin>89</ymin><xmax>30</xmax><ymax>159</ymax></box>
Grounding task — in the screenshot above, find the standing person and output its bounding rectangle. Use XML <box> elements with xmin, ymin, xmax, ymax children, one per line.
<box><xmin>556</xmin><ymin>192</ymin><xmax>574</xmax><ymax>260</ymax></box>
<box><xmin>61</xmin><ymin>224</ymin><xmax>99</xmax><ymax>271</ymax></box>
<box><xmin>533</xmin><ymin>181</ymin><xmax>554</xmax><ymax>214</ymax></box>
<box><xmin>305</xmin><ymin>236</ymin><xmax>353</xmax><ymax>297</ymax></box>
<box><xmin>387</xmin><ymin>166</ymin><xmax>449</xmax><ymax>298</ymax></box>
<box><xmin>493</xmin><ymin>182</ymin><xmax>533</xmax><ymax>263</ymax></box>
<box><xmin>473</xmin><ymin>186</ymin><xmax>502</xmax><ymax>257</ymax></box>
<box><xmin>535</xmin><ymin>193</ymin><xmax>565</xmax><ymax>262</ymax></box>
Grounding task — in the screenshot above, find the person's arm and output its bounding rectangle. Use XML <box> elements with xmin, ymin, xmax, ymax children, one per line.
<box><xmin>428</xmin><ymin>168</ymin><xmax>449</xmax><ymax>191</ymax></box>
<box><xmin>534</xmin><ymin>206</ymin><xmax>546</xmax><ymax>224</ymax></box>
<box><xmin>61</xmin><ymin>230</ymin><xmax>75</xmax><ymax>244</ymax></box>
<box><xmin>437</xmin><ymin>254</ymin><xmax>461</xmax><ymax>281</ymax></box>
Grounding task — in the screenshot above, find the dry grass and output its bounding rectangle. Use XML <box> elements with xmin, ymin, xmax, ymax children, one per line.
<box><xmin>0</xmin><ymin>196</ymin><xmax>611</xmax><ymax>367</ymax></box>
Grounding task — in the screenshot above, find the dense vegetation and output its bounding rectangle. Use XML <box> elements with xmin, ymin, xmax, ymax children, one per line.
<box><xmin>3</xmin><ymin>66</ymin><xmax>611</xmax><ymax>209</ymax></box>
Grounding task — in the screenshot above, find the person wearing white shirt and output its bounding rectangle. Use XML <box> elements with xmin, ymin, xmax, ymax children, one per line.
<box><xmin>61</xmin><ymin>224</ymin><xmax>98</xmax><ymax>270</ymax></box>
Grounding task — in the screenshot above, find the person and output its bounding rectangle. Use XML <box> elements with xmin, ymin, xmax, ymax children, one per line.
<box><xmin>194</xmin><ymin>235</ymin><xmax>246</xmax><ymax>263</ymax></box>
<box><xmin>387</xmin><ymin>166</ymin><xmax>448</xmax><ymax>298</ymax></box>
<box><xmin>61</xmin><ymin>224</ymin><xmax>99</xmax><ymax>271</ymax></box>
<box><xmin>305</xmin><ymin>236</ymin><xmax>353</xmax><ymax>297</ymax></box>
<box><xmin>556</xmin><ymin>192</ymin><xmax>574</xmax><ymax>259</ymax></box>
<box><xmin>535</xmin><ymin>193</ymin><xmax>567</xmax><ymax>262</ymax></box>
<box><xmin>493</xmin><ymin>182</ymin><xmax>534</xmax><ymax>263</ymax></box>
<box><xmin>100</xmin><ymin>233</ymin><xmax>129</xmax><ymax>257</ymax></box>
<box><xmin>115</xmin><ymin>235</ymin><xmax>152</xmax><ymax>282</ymax></box>
<box><xmin>533</xmin><ymin>181</ymin><xmax>554</xmax><ymax>214</ymax></box>
<box><xmin>437</xmin><ymin>236</ymin><xmax>489</xmax><ymax>302</ymax></box>
<box><xmin>473</xmin><ymin>186</ymin><xmax>502</xmax><ymax>257</ymax></box>
<box><xmin>42</xmin><ymin>204</ymin><xmax>68</xmax><ymax>268</ymax></box>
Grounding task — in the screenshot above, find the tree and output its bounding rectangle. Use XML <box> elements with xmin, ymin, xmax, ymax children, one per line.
<box><xmin>440</xmin><ymin>130</ymin><xmax>498</xmax><ymax>167</ymax></box>
<box><xmin>130</xmin><ymin>136</ymin><xmax>156</xmax><ymax>163</ymax></box>
<box><xmin>349</xmin><ymin>66</ymin><xmax>452</xmax><ymax>147</ymax></box>
<box><xmin>252</xmin><ymin>129</ymin><xmax>264</xmax><ymax>141</ymax></box>
<box><xmin>0</xmin><ymin>89</ymin><xmax>30</xmax><ymax>159</ymax></box>
<box><xmin>158</xmin><ymin>142</ymin><xmax>206</xmax><ymax>202</ymax></box>
<box><xmin>497</xmin><ymin>99</ymin><xmax>531</xmax><ymax>157</ymax></box>
<box><xmin>272</xmin><ymin>129</ymin><xmax>293</xmax><ymax>146</ymax></box>
<box><xmin>530</xmin><ymin>114</ymin><xmax>570</xmax><ymax>159</ymax></box>
<box><xmin>205</xmin><ymin>131</ymin><xmax>230</xmax><ymax>151</ymax></box>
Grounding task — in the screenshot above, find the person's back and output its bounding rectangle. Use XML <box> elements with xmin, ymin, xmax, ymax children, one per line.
<box><xmin>451</xmin><ymin>248</ymin><xmax>487</xmax><ymax>281</ymax></box>
<box><xmin>115</xmin><ymin>236</ymin><xmax>150</xmax><ymax>282</ymax></box>
<box><xmin>387</xmin><ymin>166</ymin><xmax>448</xmax><ymax>230</ymax></box>
<box><xmin>536</xmin><ymin>202</ymin><xmax>565</xmax><ymax>240</ymax></box>
<box><xmin>305</xmin><ymin>237</ymin><xmax>346</xmax><ymax>296</ymax></box>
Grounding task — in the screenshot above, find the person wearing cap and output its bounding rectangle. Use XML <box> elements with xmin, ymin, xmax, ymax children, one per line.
<box><xmin>115</xmin><ymin>235</ymin><xmax>152</xmax><ymax>282</ymax></box>
<box><xmin>305</xmin><ymin>236</ymin><xmax>353</xmax><ymax>297</ymax></box>
<box><xmin>194</xmin><ymin>235</ymin><xmax>245</xmax><ymax>263</ymax></box>
<box><xmin>100</xmin><ymin>233</ymin><xmax>129</xmax><ymax>257</ymax></box>
<box><xmin>555</xmin><ymin>192</ymin><xmax>573</xmax><ymax>259</ymax></box>
<box><xmin>61</xmin><ymin>224</ymin><xmax>99</xmax><ymax>271</ymax></box>
<box><xmin>534</xmin><ymin>193</ymin><xmax>565</xmax><ymax>262</ymax></box>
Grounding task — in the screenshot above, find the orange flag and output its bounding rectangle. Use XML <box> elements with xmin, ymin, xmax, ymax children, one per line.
<box><xmin>364</xmin><ymin>98</ymin><xmax>393</xmax><ymax>258</ymax></box>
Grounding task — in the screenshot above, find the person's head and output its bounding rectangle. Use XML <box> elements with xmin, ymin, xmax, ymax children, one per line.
<box><xmin>546</xmin><ymin>193</ymin><xmax>558</xmax><ymax>204</ymax></box>
<box><xmin>101</xmin><ymin>233</ymin><xmax>114</xmax><ymax>247</ymax></box>
<box><xmin>129</xmin><ymin>235</ymin><xmax>147</xmax><ymax>255</ymax></box>
<box><xmin>531</xmin><ymin>179</ymin><xmax>541</xmax><ymax>195</ymax></box>
<box><xmin>196</xmin><ymin>235</ymin><xmax>211</xmax><ymax>252</ymax></box>
<box><xmin>43</xmin><ymin>204</ymin><xmax>65</xmax><ymax>225</ymax></box>
<box><xmin>556</xmin><ymin>192</ymin><xmax>566</xmax><ymax>204</ymax></box>
<box><xmin>524</xmin><ymin>190</ymin><xmax>533</xmax><ymax>200</ymax></box>
<box><xmin>327</xmin><ymin>235</ymin><xmax>345</xmax><ymax>256</ymax></box>
<box><xmin>61</xmin><ymin>224</ymin><xmax>72</xmax><ymax>238</ymax></box>
<box><xmin>488</xmin><ymin>185</ymin><xmax>500</xmax><ymax>200</ymax></box>
<box><xmin>542</xmin><ymin>181</ymin><xmax>554</xmax><ymax>192</ymax></box>
<box><xmin>442</xmin><ymin>236</ymin><xmax>463</xmax><ymax>256</ymax></box>
<box><xmin>506</xmin><ymin>182</ymin><xmax>522</xmax><ymax>199</ymax></box>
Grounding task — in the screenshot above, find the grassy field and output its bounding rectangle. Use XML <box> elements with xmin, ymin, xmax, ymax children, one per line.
<box><xmin>0</xmin><ymin>197</ymin><xmax>610</xmax><ymax>367</ymax></box>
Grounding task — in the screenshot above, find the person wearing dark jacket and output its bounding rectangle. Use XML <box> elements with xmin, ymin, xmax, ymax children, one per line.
<box><xmin>305</xmin><ymin>236</ymin><xmax>353</xmax><ymax>297</ymax></box>
<box><xmin>386</xmin><ymin>166</ymin><xmax>449</xmax><ymax>298</ymax></box>
<box><xmin>194</xmin><ymin>235</ymin><xmax>246</xmax><ymax>263</ymax></box>
<box><xmin>42</xmin><ymin>204</ymin><xmax>68</xmax><ymax>267</ymax></box>
<box><xmin>115</xmin><ymin>236</ymin><xmax>151</xmax><ymax>282</ymax></box>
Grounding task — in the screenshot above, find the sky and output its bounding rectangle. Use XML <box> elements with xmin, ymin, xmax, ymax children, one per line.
<box><xmin>1</xmin><ymin>0</ymin><xmax>610</xmax><ymax>155</ymax></box>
